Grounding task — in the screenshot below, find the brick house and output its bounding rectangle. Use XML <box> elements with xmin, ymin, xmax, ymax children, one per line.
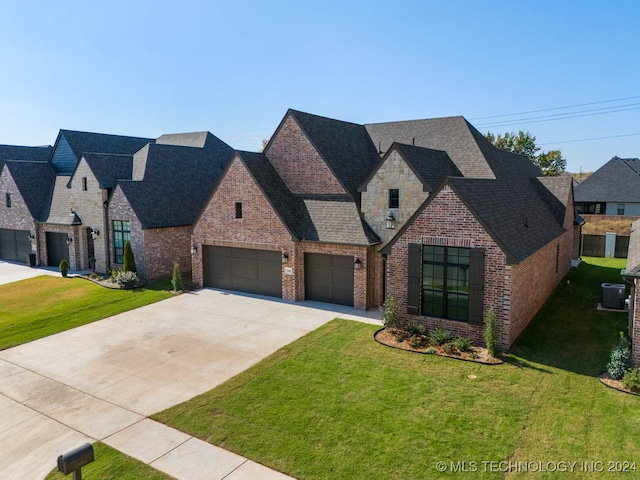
<box><xmin>371</xmin><ymin>119</ymin><xmax>576</xmax><ymax>351</ymax></box>
<box><xmin>191</xmin><ymin>110</ymin><xmax>381</xmax><ymax>309</ymax></box>
<box><xmin>622</xmin><ymin>220</ymin><xmax>640</xmax><ymax>366</ymax></box>
<box><xmin>108</xmin><ymin>132</ymin><xmax>233</xmax><ymax>279</ymax></box>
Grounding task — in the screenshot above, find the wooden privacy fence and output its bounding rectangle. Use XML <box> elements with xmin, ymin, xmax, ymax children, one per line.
<box><xmin>581</xmin><ymin>233</ymin><xmax>629</xmax><ymax>258</ymax></box>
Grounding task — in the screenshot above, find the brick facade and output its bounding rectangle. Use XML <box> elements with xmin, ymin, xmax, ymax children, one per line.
<box><xmin>0</xmin><ymin>167</ymin><xmax>38</xmax><ymax>259</ymax></box>
<box><xmin>265</xmin><ymin>115</ymin><xmax>347</xmax><ymax>195</ymax></box>
<box><xmin>632</xmin><ymin>280</ymin><xmax>640</xmax><ymax>366</ymax></box>
<box><xmin>387</xmin><ymin>185</ymin><xmax>510</xmax><ymax>349</ymax></box>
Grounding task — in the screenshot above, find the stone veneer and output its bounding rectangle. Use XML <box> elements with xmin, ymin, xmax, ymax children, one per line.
<box><xmin>360</xmin><ymin>150</ymin><xmax>429</xmax><ymax>245</ymax></box>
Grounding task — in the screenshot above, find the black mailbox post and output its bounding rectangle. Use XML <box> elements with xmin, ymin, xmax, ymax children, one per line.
<box><xmin>57</xmin><ymin>443</ymin><xmax>94</xmax><ymax>480</ymax></box>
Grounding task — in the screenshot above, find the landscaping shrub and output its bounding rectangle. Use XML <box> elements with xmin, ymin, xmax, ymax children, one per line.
<box><xmin>425</xmin><ymin>347</ymin><xmax>437</xmax><ymax>354</ymax></box>
<box><xmin>429</xmin><ymin>328</ymin><xmax>452</xmax><ymax>346</ymax></box>
<box><xmin>381</xmin><ymin>295</ymin><xmax>400</xmax><ymax>329</ymax></box>
<box><xmin>441</xmin><ymin>342</ymin><xmax>458</xmax><ymax>355</ymax></box>
<box><xmin>123</xmin><ymin>241</ymin><xmax>137</xmax><ymax>273</ymax></box>
<box><xmin>59</xmin><ymin>259</ymin><xmax>70</xmax><ymax>277</ymax></box>
<box><xmin>622</xmin><ymin>368</ymin><xmax>640</xmax><ymax>392</ymax></box>
<box><xmin>171</xmin><ymin>262</ymin><xmax>185</xmax><ymax>292</ymax></box>
<box><xmin>453</xmin><ymin>336</ymin><xmax>473</xmax><ymax>352</ymax></box>
<box><xmin>484</xmin><ymin>308</ymin><xmax>499</xmax><ymax>358</ymax></box>
<box><xmin>406</xmin><ymin>322</ymin><xmax>427</xmax><ymax>337</ymax></box>
<box><xmin>114</xmin><ymin>271</ymin><xmax>139</xmax><ymax>288</ymax></box>
<box><xmin>607</xmin><ymin>332</ymin><xmax>633</xmax><ymax>380</ymax></box>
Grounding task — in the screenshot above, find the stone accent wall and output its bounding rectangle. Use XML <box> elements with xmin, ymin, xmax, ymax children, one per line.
<box><xmin>108</xmin><ymin>187</ymin><xmax>146</xmax><ymax>276</ymax></box>
<box><xmin>360</xmin><ymin>150</ymin><xmax>429</xmax><ymax>245</ymax></box>
<box><xmin>68</xmin><ymin>160</ymin><xmax>109</xmax><ymax>271</ymax></box>
<box><xmin>386</xmin><ymin>185</ymin><xmax>511</xmax><ymax>350</ymax></box>
<box><xmin>265</xmin><ymin>115</ymin><xmax>346</xmax><ymax>195</ymax></box>
<box><xmin>143</xmin><ymin>226</ymin><xmax>192</xmax><ymax>280</ymax></box>
<box><xmin>191</xmin><ymin>156</ymin><xmax>295</xmax><ymax>295</ymax></box>
<box><xmin>0</xmin><ymin>168</ymin><xmax>38</xmax><ymax>258</ymax></box>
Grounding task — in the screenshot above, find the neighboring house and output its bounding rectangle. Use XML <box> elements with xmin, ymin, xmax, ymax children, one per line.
<box><xmin>191</xmin><ymin>109</ymin><xmax>381</xmax><ymax>309</ymax></box>
<box><xmin>0</xmin><ymin>145</ymin><xmax>54</xmax><ymax>264</ymax></box>
<box><xmin>39</xmin><ymin>130</ymin><xmax>155</xmax><ymax>270</ymax></box>
<box><xmin>575</xmin><ymin>157</ymin><xmax>640</xmax><ymax>216</ymax></box>
<box><xmin>108</xmin><ymin>132</ymin><xmax>234</xmax><ymax>279</ymax></box>
<box><xmin>622</xmin><ymin>220</ymin><xmax>640</xmax><ymax>366</ymax></box>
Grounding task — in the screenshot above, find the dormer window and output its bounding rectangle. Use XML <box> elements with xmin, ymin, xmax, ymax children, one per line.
<box><xmin>235</xmin><ymin>202</ymin><xmax>243</xmax><ymax>219</ymax></box>
<box><xmin>388</xmin><ymin>189</ymin><xmax>399</xmax><ymax>209</ymax></box>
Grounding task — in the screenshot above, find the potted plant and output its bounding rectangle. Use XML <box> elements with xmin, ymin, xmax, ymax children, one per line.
<box><xmin>59</xmin><ymin>259</ymin><xmax>70</xmax><ymax>277</ymax></box>
<box><xmin>88</xmin><ymin>256</ymin><xmax>96</xmax><ymax>272</ymax></box>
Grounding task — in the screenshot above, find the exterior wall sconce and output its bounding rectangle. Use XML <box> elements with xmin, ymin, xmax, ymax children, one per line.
<box><xmin>281</xmin><ymin>253</ymin><xmax>289</xmax><ymax>264</ymax></box>
<box><xmin>354</xmin><ymin>258</ymin><xmax>362</xmax><ymax>269</ymax></box>
<box><xmin>385</xmin><ymin>212</ymin><xmax>396</xmax><ymax>230</ymax></box>
<box><xmin>91</xmin><ymin>229</ymin><xmax>100</xmax><ymax>240</ymax></box>
<box><xmin>27</xmin><ymin>233</ymin><xmax>35</xmax><ymax>240</ymax></box>
<box><xmin>66</xmin><ymin>236</ymin><xmax>73</xmax><ymax>246</ymax></box>
<box><xmin>190</xmin><ymin>244</ymin><xmax>197</xmax><ymax>255</ymax></box>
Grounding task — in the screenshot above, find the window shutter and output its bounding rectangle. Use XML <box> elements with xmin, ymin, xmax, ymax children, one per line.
<box><xmin>407</xmin><ymin>243</ymin><xmax>422</xmax><ymax>315</ymax></box>
<box><xmin>468</xmin><ymin>248</ymin><xmax>485</xmax><ymax>324</ymax></box>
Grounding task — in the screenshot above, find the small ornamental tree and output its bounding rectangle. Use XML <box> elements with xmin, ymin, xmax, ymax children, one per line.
<box><xmin>171</xmin><ymin>262</ymin><xmax>185</xmax><ymax>292</ymax></box>
<box><xmin>123</xmin><ymin>241</ymin><xmax>137</xmax><ymax>273</ymax></box>
<box><xmin>381</xmin><ymin>295</ymin><xmax>401</xmax><ymax>330</ymax></box>
<box><xmin>484</xmin><ymin>308</ymin><xmax>499</xmax><ymax>358</ymax></box>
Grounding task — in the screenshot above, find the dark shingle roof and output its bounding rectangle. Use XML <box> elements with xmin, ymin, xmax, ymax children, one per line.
<box><xmin>288</xmin><ymin>109</ymin><xmax>381</xmax><ymax>201</ymax></box>
<box><xmin>41</xmin><ymin>175</ymin><xmax>81</xmax><ymax>225</ymax></box>
<box><xmin>60</xmin><ymin>130</ymin><xmax>154</xmax><ymax>160</ymax></box>
<box><xmin>625</xmin><ymin>219</ymin><xmax>640</xmax><ymax>274</ymax></box>
<box><xmin>360</xmin><ymin>143</ymin><xmax>462</xmax><ymax>192</ymax></box>
<box><xmin>156</xmin><ymin>131</ymin><xmax>229</xmax><ymax>149</ymax></box>
<box><xmin>0</xmin><ymin>144</ymin><xmax>52</xmax><ymax>162</ymax></box>
<box><xmin>235</xmin><ymin>151</ymin><xmax>379</xmax><ymax>245</ymax></box>
<box><xmin>574</xmin><ymin>157</ymin><xmax>640</xmax><ymax>203</ymax></box>
<box><xmin>3</xmin><ymin>161</ymin><xmax>57</xmax><ymax>221</ymax></box>
<box><xmin>365</xmin><ymin>116</ymin><xmax>497</xmax><ymax>179</ymax></box>
<box><xmin>117</xmin><ymin>139</ymin><xmax>234</xmax><ymax>229</ymax></box>
<box><xmin>533</xmin><ymin>176</ymin><xmax>573</xmax><ymax>226</ymax></box>
<box><xmin>80</xmin><ymin>153</ymin><xmax>133</xmax><ymax>189</ymax></box>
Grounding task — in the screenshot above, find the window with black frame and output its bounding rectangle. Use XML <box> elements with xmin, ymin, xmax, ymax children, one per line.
<box><xmin>422</xmin><ymin>245</ymin><xmax>470</xmax><ymax>321</ymax></box>
<box><xmin>113</xmin><ymin>220</ymin><xmax>131</xmax><ymax>264</ymax></box>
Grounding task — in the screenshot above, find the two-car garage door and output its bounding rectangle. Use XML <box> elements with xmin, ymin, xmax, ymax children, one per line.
<box><xmin>203</xmin><ymin>246</ymin><xmax>282</xmax><ymax>298</ymax></box>
<box><xmin>0</xmin><ymin>228</ymin><xmax>31</xmax><ymax>263</ymax></box>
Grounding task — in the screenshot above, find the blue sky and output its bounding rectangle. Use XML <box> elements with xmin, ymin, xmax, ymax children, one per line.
<box><xmin>0</xmin><ymin>0</ymin><xmax>638</xmax><ymax>173</ymax></box>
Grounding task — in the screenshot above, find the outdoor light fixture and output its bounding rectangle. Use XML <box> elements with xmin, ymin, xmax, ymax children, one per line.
<box><xmin>385</xmin><ymin>212</ymin><xmax>396</xmax><ymax>230</ymax></box>
<box><xmin>190</xmin><ymin>244</ymin><xmax>197</xmax><ymax>255</ymax></box>
<box><xmin>27</xmin><ymin>233</ymin><xmax>35</xmax><ymax>240</ymax></box>
<box><xmin>354</xmin><ymin>258</ymin><xmax>362</xmax><ymax>269</ymax></box>
<box><xmin>91</xmin><ymin>229</ymin><xmax>100</xmax><ymax>240</ymax></box>
<box><xmin>281</xmin><ymin>253</ymin><xmax>289</xmax><ymax>264</ymax></box>
<box><xmin>66</xmin><ymin>236</ymin><xmax>73</xmax><ymax>246</ymax></box>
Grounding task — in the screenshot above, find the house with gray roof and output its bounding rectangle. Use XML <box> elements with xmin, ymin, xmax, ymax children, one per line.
<box><xmin>575</xmin><ymin>157</ymin><xmax>640</xmax><ymax>216</ymax></box>
<box><xmin>190</xmin><ymin>108</ymin><xmax>577</xmax><ymax>351</ymax></box>
<box><xmin>108</xmin><ymin>133</ymin><xmax>234</xmax><ymax>279</ymax></box>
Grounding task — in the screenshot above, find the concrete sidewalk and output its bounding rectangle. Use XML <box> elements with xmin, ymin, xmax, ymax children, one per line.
<box><xmin>0</xmin><ymin>283</ymin><xmax>381</xmax><ymax>480</ymax></box>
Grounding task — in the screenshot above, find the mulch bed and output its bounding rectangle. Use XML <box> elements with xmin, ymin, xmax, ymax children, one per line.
<box><xmin>598</xmin><ymin>372</ymin><xmax>640</xmax><ymax>396</ymax></box>
<box><xmin>77</xmin><ymin>274</ymin><xmax>147</xmax><ymax>290</ymax></box>
<box><xmin>374</xmin><ymin>328</ymin><xmax>504</xmax><ymax>365</ymax></box>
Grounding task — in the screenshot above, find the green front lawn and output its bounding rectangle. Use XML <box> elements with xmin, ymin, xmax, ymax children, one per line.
<box><xmin>0</xmin><ymin>275</ymin><xmax>172</xmax><ymax>350</ymax></box>
<box><xmin>154</xmin><ymin>257</ymin><xmax>639</xmax><ymax>479</ymax></box>
<box><xmin>45</xmin><ymin>443</ymin><xmax>173</xmax><ymax>480</ymax></box>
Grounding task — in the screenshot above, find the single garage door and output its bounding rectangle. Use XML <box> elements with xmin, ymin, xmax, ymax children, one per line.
<box><xmin>46</xmin><ymin>232</ymin><xmax>69</xmax><ymax>267</ymax></box>
<box><xmin>0</xmin><ymin>228</ymin><xmax>31</xmax><ymax>263</ymax></box>
<box><xmin>203</xmin><ymin>246</ymin><xmax>282</xmax><ymax>298</ymax></box>
<box><xmin>305</xmin><ymin>253</ymin><xmax>354</xmax><ymax>306</ymax></box>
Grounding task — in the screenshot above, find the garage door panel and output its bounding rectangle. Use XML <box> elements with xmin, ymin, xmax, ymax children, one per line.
<box><xmin>203</xmin><ymin>246</ymin><xmax>282</xmax><ymax>298</ymax></box>
<box><xmin>305</xmin><ymin>253</ymin><xmax>354</xmax><ymax>307</ymax></box>
<box><xmin>0</xmin><ymin>229</ymin><xmax>31</xmax><ymax>263</ymax></box>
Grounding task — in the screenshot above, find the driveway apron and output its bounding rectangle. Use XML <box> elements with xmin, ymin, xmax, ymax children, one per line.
<box><xmin>0</xmin><ymin>287</ymin><xmax>380</xmax><ymax>480</ymax></box>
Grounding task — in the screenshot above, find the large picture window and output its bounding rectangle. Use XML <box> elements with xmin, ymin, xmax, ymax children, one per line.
<box><xmin>113</xmin><ymin>220</ymin><xmax>131</xmax><ymax>264</ymax></box>
<box><xmin>421</xmin><ymin>245</ymin><xmax>470</xmax><ymax>322</ymax></box>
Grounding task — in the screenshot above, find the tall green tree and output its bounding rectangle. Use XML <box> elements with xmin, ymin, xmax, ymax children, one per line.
<box><xmin>485</xmin><ymin>130</ymin><xmax>566</xmax><ymax>176</ymax></box>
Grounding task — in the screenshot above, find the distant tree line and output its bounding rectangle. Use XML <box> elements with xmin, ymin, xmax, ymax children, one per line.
<box><xmin>485</xmin><ymin>130</ymin><xmax>566</xmax><ymax>176</ymax></box>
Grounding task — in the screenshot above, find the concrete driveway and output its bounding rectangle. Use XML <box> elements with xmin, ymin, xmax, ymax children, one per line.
<box><xmin>0</xmin><ymin>260</ymin><xmax>58</xmax><ymax>285</ymax></box>
<box><xmin>0</xmin><ymin>286</ymin><xmax>380</xmax><ymax>480</ymax></box>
